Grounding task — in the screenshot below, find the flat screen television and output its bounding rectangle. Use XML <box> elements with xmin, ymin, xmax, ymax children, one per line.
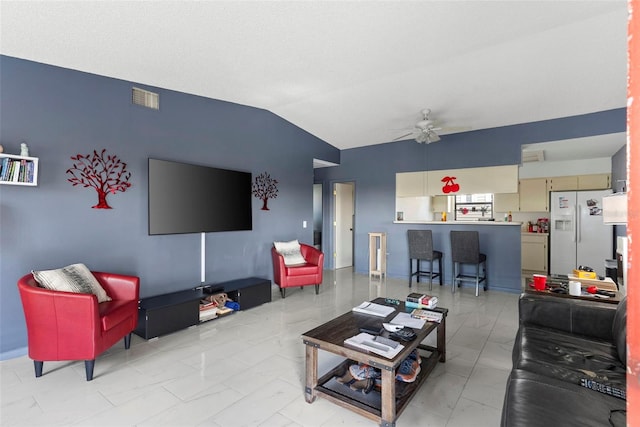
<box><xmin>148</xmin><ymin>158</ymin><xmax>252</xmax><ymax>235</ymax></box>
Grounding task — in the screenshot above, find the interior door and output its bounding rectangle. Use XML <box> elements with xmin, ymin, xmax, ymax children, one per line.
<box><xmin>334</xmin><ymin>182</ymin><xmax>354</xmax><ymax>269</ymax></box>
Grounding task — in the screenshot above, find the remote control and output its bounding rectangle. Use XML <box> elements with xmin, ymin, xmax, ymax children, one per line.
<box><xmin>374</xmin><ymin>335</ymin><xmax>399</xmax><ymax>348</ymax></box>
<box><xmin>596</xmin><ymin>289</ymin><xmax>616</xmax><ymax>297</ymax></box>
<box><xmin>361</xmin><ymin>340</ymin><xmax>390</xmax><ymax>351</ymax></box>
<box><xmin>360</xmin><ymin>327</ymin><xmax>382</xmax><ymax>335</ymax></box>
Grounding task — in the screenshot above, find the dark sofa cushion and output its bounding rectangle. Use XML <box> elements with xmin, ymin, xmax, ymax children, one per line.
<box><xmin>515</xmin><ymin>324</ymin><xmax>626</xmax><ymax>393</ymax></box>
<box><xmin>519</xmin><ymin>293</ymin><xmax>617</xmax><ymax>340</ymax></box>
<box><xmin>612</xmin><ymin>297</ymin><xmax>627</xmax><ymax>364</ymax></box>
<box><xmin>501</xmin><ymin>369</ymin><xmax>626</xmax><ymax>427</ymax></box>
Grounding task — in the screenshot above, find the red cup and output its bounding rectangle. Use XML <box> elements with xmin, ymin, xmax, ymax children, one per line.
<box><xmin>533</xmin><ymin>274</ymin><xmax>547</xmax><ymax>291</ymax></box>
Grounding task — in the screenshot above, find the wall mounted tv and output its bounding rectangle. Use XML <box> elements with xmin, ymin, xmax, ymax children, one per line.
<box><xmin>148</xmin><ymin>158</ymin><xmax>252</xmax><ymax>235</ymax></box>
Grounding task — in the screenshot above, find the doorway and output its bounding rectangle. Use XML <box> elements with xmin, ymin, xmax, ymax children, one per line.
<box><xmin>313</xmin><ymin>183</ymin><xmax>322</xmax><ymax>251</ymax></box>
<box><xmin>334</xmin><ymin>182</ymin><xmax>355</xmax><ymax>269</ymax></box>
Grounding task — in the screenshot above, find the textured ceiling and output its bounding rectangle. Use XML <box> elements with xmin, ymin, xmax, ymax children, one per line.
<box><xmin>0</xmin><ymin>1</ymin><xmax>628</xmax><ymax>153</ymax></box>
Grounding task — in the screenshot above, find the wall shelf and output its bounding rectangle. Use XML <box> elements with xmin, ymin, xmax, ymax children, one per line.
<box><xmin>0</xmin><ymin>153</ymin><xmax>39</xmax><ymax>186</ymax></box>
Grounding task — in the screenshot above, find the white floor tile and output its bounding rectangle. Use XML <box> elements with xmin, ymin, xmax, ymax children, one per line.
<box><xmin>0</xmin><ymin>269</ymin><xmax>521</xmax><ymax>426</ymax></box>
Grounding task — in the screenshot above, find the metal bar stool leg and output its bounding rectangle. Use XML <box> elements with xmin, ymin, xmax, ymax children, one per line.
<box><xmin>475</xmin><ymin>263</ymin><xmax>480</xmax><ymax>297</ymax></box>
<box><xmin>428</xmin><ymin>259</ymin><xmax>434</xmax><ymax>291</ymax></box>
<box><xmin>451</xmin><ymin>261</ymin><xmax>456</xmax><ymax>294</ymax></box>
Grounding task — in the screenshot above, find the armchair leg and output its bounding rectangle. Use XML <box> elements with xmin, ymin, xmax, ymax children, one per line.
<box><xmin>85</xmin><ymin>360</ymin><xmax>95</xmax><ymax>381</ymax></box>
<box><xmin>280</xmin><ymin>288</ymin><xmax>286</xmax><ymax>298</ymax></box>
<box><xmin>124</xmin><ymin>332</ymin><xmax>132</xmax><ymax>349</ymax></box>
<box><xmin>34</xmin><ymin>360</ymin><xmax>43</xmax><ymax>378</ymax></box>
<box><xmin>315</xmin><ymin>284</ymin><xmax>319</xmax><ymax>295</ymax></box>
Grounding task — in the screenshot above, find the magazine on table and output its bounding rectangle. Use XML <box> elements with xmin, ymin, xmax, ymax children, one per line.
<box><xmin>344</xmin><ymin>332</ymin><xmax>404</xmax><ymax>359</ymax></box>
<box><xmin>352</xmin><ymin>301</ymin><xmax>396</xmax><ymax>317</ymax></box>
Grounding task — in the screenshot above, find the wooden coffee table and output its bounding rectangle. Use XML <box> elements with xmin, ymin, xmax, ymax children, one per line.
<box><xmin>301</xmin><ymin>298</ymin><xmax>448</xmax><ymax>427</ymax></box>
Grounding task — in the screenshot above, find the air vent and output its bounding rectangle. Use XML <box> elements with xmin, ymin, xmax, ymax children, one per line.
<box><xmin>132</xmin><ymin>87</ymin><xmax>159</xmax><ymax>110</ymax></box>
<box><xmin>522</xmin><ymin>150</ymin><xmax>544</xmax><ymax>163</ymax></box>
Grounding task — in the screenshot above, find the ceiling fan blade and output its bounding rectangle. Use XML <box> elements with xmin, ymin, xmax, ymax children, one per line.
<box><xmin>392</xmin><ymin>132</ymin><xmax>414</xmax><ymax>142</ymax></box>
<box><xmin>438</xmin><ymin>125</ymin><xmax>472</xmax><ymax>133</ymax></box>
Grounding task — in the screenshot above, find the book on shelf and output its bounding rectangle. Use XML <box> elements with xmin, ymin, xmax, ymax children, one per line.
<box><xmin>12</xmin><ymin>161</ymin><xmax>21</xmax><ymax>182</ymax></box>
<box><xmin>199</xmin><ymin>310</ymin><xmax>218</xmax><ymax>322</ymax></box>
<box><xmin>410</xmin><ymin>309</ymin><xmax>443</xmax><ymax>323</ymax></box>
<box><xmin>0</xmin><ymin>158</ymin><xmax>8</xmax><ymax>180</ymax></box>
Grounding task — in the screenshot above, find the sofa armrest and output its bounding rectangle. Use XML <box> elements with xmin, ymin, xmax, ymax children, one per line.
<box><xmin>300</xmin><ymin>244</ymin><xmax>322</xmax><ymax>266</ymax></box>
<box><xmin>93</xmin><ymin>272</ymin><xmax>140</xmax><ymax>302</ymax></box>
<box><xmin>519</xmin><ymin>293</ymin><xmax>617</xmax><ymax>341</ymax></box>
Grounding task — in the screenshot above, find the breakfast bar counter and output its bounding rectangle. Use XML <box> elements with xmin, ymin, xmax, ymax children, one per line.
<box><xmin>389</xmin><ymin>220</ymin><xmax>523</xmax><ymax>293</ymax></box>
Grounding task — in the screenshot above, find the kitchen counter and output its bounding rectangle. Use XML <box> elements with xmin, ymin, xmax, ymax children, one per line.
<box><xmin>394</xmin><ymin>220</ymin><xmax>522</xmax><ymax>226</ymax></box>
<box><xmin>390</xmin><ymin>221</ymin><xmax>522</xmax><ymax>293</ymax></box>
<box><xmin>521</xmin><ymin>232</ymin><xmax>549</xmax><ymax>236</ymax></box>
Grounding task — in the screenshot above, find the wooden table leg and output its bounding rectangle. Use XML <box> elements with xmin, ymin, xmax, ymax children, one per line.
<box><xmin>437</xmin><ymin>316</ymin><xmax>446</xmax><ymax>363</ymax></box>
<box><xmin>305</xmin><ymin>343</ymin><xmax>318</xmax><ymax>403</ymax></box>
<box><xmin>380</xmin><ymin>367</ymin><xmax>396</xmax><ymax>427</ymax></box>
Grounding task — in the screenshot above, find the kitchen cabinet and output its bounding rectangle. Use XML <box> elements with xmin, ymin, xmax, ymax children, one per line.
<box><xmin>522</xmin><ymin>233</ymin><xmax>548</xmax><ymax>273</ymax></box>
<box><xmin>548</xmin><ymin>174</ymin><xmax>611</xmax><ymax>191</ymax></box>
<box><xmin>519</xmin><ymin>178</ymin><xmax>548</xmax><ymax>212</ymax></box>
<box><xmin>577</xmin><ymin>173</ymin><xmax>610</xmax><ymax>190</ymax></box>
<box><xmin>431</xmin><ymin>195</ymin><xmax>451</xmax><ymax>213</ymax></box>
<box><xmin>493</xmin><ymin>192</ymin><xmax>519</xmax><ymax>212</ymax></box>
<box><xmin>494</xmin><ymin>178</ymin><xmax>547</xmax><ymax>212</ymax></box>
<box><xmin>396</xmin><ymin>172</ymin><xmax>427</xmax><ymax>197</ymax></box>
<box><xmin>547</xmin><ymin>176</ymin><xmax>578</xmax><ymax>192</ymax></box>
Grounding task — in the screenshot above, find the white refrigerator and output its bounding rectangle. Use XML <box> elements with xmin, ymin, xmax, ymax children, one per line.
<box><xmin>550</xmin><ymin>190</ymin><xmax>613</xmax><ymax>277</ymax></box>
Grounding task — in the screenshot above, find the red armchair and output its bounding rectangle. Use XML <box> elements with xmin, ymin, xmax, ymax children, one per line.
<box><xmin>17</xmin><ymin>271</ymin><xmax>140</xmax><ymax>381</ymax></box>
<box><xmin>271</xmin><ymin>243</ymin><xmax>324</xmax><ymax>298</ymax></box>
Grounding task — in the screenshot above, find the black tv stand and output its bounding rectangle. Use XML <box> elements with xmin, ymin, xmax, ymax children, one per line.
<box><xmin>200</xmin><ymin>277</ymin><xmax>271</xmax><ymax>310</ymax></box>
<box><xmin>134</xmin><ymin>277</ymin><xmax>272</xmax><ymax>339</ymax></box>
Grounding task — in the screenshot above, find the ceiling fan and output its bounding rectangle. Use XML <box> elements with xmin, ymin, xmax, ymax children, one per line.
<box><xmin>393</xmin><ymin>109</ymin><xmax>467</xmax><ymax>144</ymax></box>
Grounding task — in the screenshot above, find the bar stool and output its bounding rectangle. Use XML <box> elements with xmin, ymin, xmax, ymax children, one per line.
<box><xmin>408</xmin><ymin>230</ymin><xmax>443</xmax><ymax>290</ymax></box>
<box><xmin>450</xmin><ymin>230</ymin><xmax>487</xmax><ymax>296</ymax></box>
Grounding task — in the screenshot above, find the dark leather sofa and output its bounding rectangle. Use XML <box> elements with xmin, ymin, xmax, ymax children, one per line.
<box><xmin>501</xmin><ymin>293</ymin><xmax>627</xmax><ymax>427</ymax></box>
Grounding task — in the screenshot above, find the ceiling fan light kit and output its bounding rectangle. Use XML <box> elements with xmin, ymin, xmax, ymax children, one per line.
<box><xmin>394</xmin><ymin>108</ymin><xmax>444</xmax><ymax>144</ymax></box>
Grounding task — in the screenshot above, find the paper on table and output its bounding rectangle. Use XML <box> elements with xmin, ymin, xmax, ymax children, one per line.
<box><xmin>390</xmin><ymin>312</ymin><xmax>426</xmax><ymax>329</ymax></box>
<box><xmin>352</xmin><ymin>301</ymin><xmax>396</xmax><ymax>317</ymax></box>
<box><xmin>344</xmin><ymin>333</ymin><xmax>404</xmax><ymax>359</ymax></box>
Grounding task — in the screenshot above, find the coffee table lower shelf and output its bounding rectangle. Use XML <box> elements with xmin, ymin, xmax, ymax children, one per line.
<box><xmin>314</xmin><ymin>345</ymin><xmax>440</xmax><ymax>424</ymax></box>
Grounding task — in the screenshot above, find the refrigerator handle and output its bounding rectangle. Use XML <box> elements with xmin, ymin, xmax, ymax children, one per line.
<box><xmin>571</xmin><ymin>204</ymin><xmax>577</xmax><ymax>243</ymax></box>
<box><xmin>576</xmin><ymin>204</ymin><xmax>581</xmax><ymax>243</ymax></box>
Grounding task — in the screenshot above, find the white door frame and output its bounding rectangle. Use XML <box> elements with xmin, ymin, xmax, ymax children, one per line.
<box><xmin>333</xmin><ymin>182</ymin><xmax>355</xmax><ymax>269</ymax></box>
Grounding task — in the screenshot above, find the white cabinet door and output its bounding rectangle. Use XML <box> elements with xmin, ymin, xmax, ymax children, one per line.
<box><xmin>519</xmin><ymin>178</ymin><xmax>548</xmax><ymax>212</ymax></box>
<box><xmin>396</xmin><ymin>172</ymin><xmax>427</xmax><ymax>197</ymax></box>
<box><xmin>521</xmin><ymin>234</ymin><xmax>547</xmax><ymax>272</ymax></box>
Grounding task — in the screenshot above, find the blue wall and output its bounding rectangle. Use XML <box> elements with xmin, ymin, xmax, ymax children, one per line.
<box><xmin>0</xmin><ymin>54</ymin><xmax>627</xmax><ymax>358</ymax></box>
<box><xmin>314</xmin><ymin>109</ymin><xmax>627</xmax><ymax>291</ymax></box>
<box><xmin>0</xmin><ymin>56</ymin><xmax>339</xmax><ymax>358</ymax></box>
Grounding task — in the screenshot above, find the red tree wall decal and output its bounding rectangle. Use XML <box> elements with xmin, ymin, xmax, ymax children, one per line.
<box><xmin>66</xmin><ymin>149</ymin><xmax>132</xmax><ymax>209</ymax></box>
<box><xmin>252</xmin><ymin>172</ymin><xmax>278</xmax><ymax>210</ymax></box>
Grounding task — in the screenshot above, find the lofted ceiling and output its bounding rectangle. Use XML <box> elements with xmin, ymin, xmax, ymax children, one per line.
<box><xmin>0</xmin><ymin>1</ymin><xmax>628</xmax><ymax>152</ymax></box>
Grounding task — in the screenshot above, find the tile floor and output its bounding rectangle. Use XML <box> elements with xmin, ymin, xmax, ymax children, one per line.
<box><xmin>1</xmin><ymin>269</ymin><xmax>521</xmax><ymax>426</ymax></box>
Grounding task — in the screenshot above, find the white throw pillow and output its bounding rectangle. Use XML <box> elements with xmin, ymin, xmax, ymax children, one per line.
<box><xmin>274</xmin><ymin>240</ymin><xmax>306</xmax><ymax>266</ymax></box>
<box><xmin>32</xmin><ymin>263</ymin><xmax>112</xmax><ymax>303</ymax></box>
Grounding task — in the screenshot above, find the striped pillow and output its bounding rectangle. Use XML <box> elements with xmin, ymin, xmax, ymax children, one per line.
<box><xmin>274</xmin><ymin>240</ymin><xmax>306</xmax><ymax>266</ymax></box>
<box><xmin>32</xmin><ymin>263</ymin><xmax>112</xmax><ymax>303</ymax></box>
